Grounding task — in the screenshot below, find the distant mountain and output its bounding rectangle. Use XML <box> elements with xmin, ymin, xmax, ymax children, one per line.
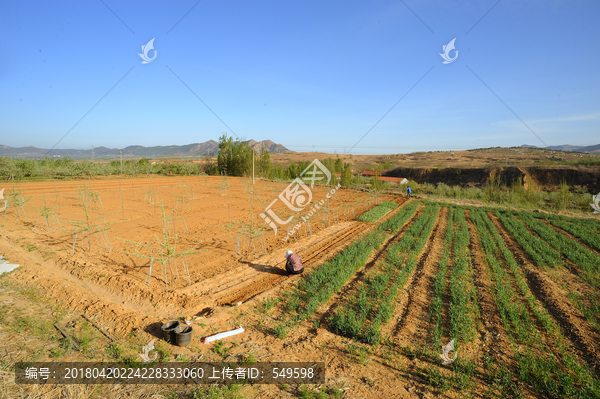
<box><xmin>245</xmin><ymin>139</ymin><xmax>289</xmax><ymax>154</ymax></box>
<box><xmin>0</xmin><ymin>140</ymin><xmax>290</xmax><ymax>159</ymax></box>
<box><xmin>520</xmin><ymin>144</ymin><xmax>600</xmax><ymax>154</ymax></box>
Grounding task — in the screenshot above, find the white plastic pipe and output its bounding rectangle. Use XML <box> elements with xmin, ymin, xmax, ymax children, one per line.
<box><xmin>202</xmin><ymin>326</ymin><xmax>244</xmax><ymax>344</ymax></box>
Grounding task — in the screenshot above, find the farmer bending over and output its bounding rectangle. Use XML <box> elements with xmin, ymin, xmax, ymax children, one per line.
<box><xmin>285</xmin><ymin>250</ymin><xmax>304</xmax><ymax>277</ymax></box>
<box><xmin>406</xmin><ymin>186</ymin><xmax>412</xmax><ymax>199</ymax></box>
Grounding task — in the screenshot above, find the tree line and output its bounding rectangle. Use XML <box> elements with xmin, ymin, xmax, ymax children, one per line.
<box><xmin>0</xmin><ymin>134</ymin><xmax>357</xmax><ymax>188</ymax></box>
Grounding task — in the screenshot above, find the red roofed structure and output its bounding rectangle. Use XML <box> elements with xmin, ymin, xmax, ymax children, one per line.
<box><xmin>361</xmin><ymin>170</ymin><xmax>408</xmax><ymax>185</ymax></box>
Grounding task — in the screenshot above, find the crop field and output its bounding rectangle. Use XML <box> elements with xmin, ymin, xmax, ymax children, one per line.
<box><xmin>1</xmin><ymin>175</ymin><xmax>600</xmax><ymax>398</ymax></box>
<box><xmin>261</xmin><ymin>200</ymin><xmax>600</xmax><ymax>397</ymax></box>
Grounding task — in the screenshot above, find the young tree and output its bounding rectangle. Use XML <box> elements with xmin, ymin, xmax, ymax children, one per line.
<box><xmin>371</xmin><ymin>165</ymin><xmax>383</xmax><ymax>191</ymax></box>
<box><xmin>340</xmin><ymin>162</ymin><xmax>353</xmax><ymax>187</ymax></box>
<box><xmin>335</xmin><ymin>158</ymin><xmax>343</xmax><ymax>175</ymax></box>
<box><xmin>258</xmin><ymin>147</ymin><xmax>271</xmax><ymax>178</ymax></box>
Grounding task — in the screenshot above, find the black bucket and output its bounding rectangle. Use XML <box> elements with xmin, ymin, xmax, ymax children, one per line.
<box><xmin>161</xmin><ymin>320</ymin><xmax>180</xmax><ymax>344</ymax></box>
<box><xmin>175</xmin><ymin>325</ymin><xmax>193</xmax><ymax>347</ymax></box>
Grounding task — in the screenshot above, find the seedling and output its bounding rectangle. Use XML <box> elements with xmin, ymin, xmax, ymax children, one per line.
<box><xmin>34</xmin><ymin>197</ymin><xmax>61</xmax><ymax>233</ymax></box>
<box><xmin>66</xmin><ymin>191</ymin><xmax>115</xmax><ymax>254</ymax></box>
<box><xmin>216</xmin><ymin>179</ymin><xmax>230</xmax><ymax>196</ymax></box>
<box><xmin>118</xmin><ymin>201</ymin><xmax>205</xmax><ymax>291</ymax></box>
<box><xmin>8</xmin><ymin>183</ymin><xmax>31</xmax><ymax>220</ymax></box>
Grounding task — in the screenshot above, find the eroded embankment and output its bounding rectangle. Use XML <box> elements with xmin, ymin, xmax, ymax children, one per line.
<box><xmin>386</xmin><ymin>166</ymin><xmax>600</xmax><ymax>192</ymax></box>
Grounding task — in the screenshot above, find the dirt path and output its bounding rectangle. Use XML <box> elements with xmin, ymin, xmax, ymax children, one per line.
<box><xmin>488</xmin><ymin>212</ymin><xmax>600</xmax><ymax>370</ymax></box>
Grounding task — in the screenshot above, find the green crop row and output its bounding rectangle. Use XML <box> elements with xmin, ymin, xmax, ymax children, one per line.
<box><xmin>329</xmin><ymin>204</ymin><xmax>440</xmax><ymax>344</ymax></box>
<box><xmin>542</xmin><ymin>216</ymin><xmax>600</xmax><ymax>253</ymax></box>
<box><xmin>429</xmin><ymin>207</ymin><xmax>455</xmax><ymax>347</ymax></box>
<box><xmin>362</xmin><ymin>205</ymin><xmax>440</xmax><ymax>345</ymax></box>
<box><xmin>470</xmin><ymin>209</ymin><xmax>599</xmax><ymax>398</ymax></box>
<box><xmin>274</xmin><ymin>201</ymin><xmax>420</xmax><ymax>337</ymax></box>
<box><xmin>515</xmin><ymin>212</ymin><xmax>600</xmax><ymax>289</ymax></box>
<box><xmin>357</xmin><ymin>201</ymin><xmax>399</xmax><ymax>222</ymax></box>
<box><xmin>568</xmin><ymin>291</ymin><xmax>600</xmax><ymax>335</ymax></box>
<box><xmin>495</xmin><ymin>211</ymin><xmax>563</xmax><ymax>269</ymax></box>
<box><xmin>449</xmin><ymin>209</ymin><xmax>479</xmax><ymax>347</ymax></box>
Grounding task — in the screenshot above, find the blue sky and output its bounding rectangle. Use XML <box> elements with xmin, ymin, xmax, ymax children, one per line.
<box><xmin>1</xmin><ymin>0</ymin><xmax>598</xmax><ymax>155</ymax></box>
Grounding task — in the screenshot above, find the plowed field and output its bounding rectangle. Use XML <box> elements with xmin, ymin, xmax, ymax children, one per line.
<box><xmin>1</xmin><ymin>176</ymin><xmax>599</xmax><ymax>398</ymax></box>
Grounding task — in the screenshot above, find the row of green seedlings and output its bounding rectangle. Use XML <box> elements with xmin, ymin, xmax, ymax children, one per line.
<box><xmin>531</xmin><ymin>212</ymin><xmax>600</xmax><ymax>253</ymax></box>
<box><xmin>497</xmin><ymin>209</ymin><xmax>600</xmax><ymax>335</ymax></box>
<box><xmin>429</xmin><ymin>207</ymin><xmax>455</xmax><ymax>347</ymax></box>
<box><xmin>515</xmin><ymin>211</ymin><xmax>600</xmax><ymax>289</ymax></box>
<box><xmin>328</xmin><ymin>204</ymin><xmax>439</xmax><ymax>345</ymax></box>
<box><xmin>447</xmin><ymin>208</ymin><xmax>479</xmax><ymax>350</ymax></box>
<box><xmin>117</xmin><ymin>201</ymin><xmax>205</xmax><ymax>291</ymax></box>
<box><xmin>272</xmin><ymin>201</ymin><xmax>421</xmax><ymax>338</ymax></box>
<box><xmin>470</xmin><ymin>208</ymin><xmax>599</xmax><ymax>398</ymax></box>
<box><xmin>418</xmin><ymin>207</ymin><xmax>479</xmax><ymax>397</ymax></box>
<box><xmin>495</xmin><ymin>211</ymin><xmax>564</xmax><ymax>270</ymax></box>
<box><xmin>357</xmin><ymin>201</ymin><xmax>398</xmax><ymax>223</ymax></box>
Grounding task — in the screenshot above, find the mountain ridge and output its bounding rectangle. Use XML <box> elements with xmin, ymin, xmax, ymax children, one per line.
<box><xmin>0</xmin><ymin>140</ymin><xmax>290</xmax><ymax>159</ymax></box>
<box><xmin>521</xmin><ymin>143</ymin><xmax>600</xmax><ymax>153</ymax></box>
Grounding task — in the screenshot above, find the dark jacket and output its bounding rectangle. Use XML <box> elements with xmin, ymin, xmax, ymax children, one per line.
<box><xmin>286</xmin><ymin>253</ymin><xmax>304</xmax><ymax>273</ymax></box>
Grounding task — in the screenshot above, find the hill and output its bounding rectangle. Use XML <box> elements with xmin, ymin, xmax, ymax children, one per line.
<box><xmin>521</xmin><ymin>143</ymin><xmax>600</xmax><ymax>153</ymax></box>
<box><xmin>0</xmin><ymin>140</ymin><xmax>290</xmax><ymax>159</ymax></box>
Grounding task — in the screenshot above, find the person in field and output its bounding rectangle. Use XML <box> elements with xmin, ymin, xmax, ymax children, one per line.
<box><xmin>284</xmin><ymin>250</ymin><xmax>303</xmax><ymax>276</ymax></box>
<box><xmin>406</xmin><ymin>186</ymin><xmax>412</xmax><ymax>199</ymax></box>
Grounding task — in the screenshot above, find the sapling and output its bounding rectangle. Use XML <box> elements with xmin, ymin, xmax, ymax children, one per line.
<box><xmin>9</xmin><ymin>182</ymin><xmax>30</xmax><ymax>220</ymax></box>
<box><xmin>117</xmin><ymin>201</ymin><xmax>205</xmax><ymax>291</ymax></box>
<box><xmin>66</xmin><ymin>192</ymin><xmax>116</xmax><ymax>254</ymax></box>
<box><xmin>34</xmin><ymin>196</ymin><xmax>60</xmax><ymax>233</ymax></box>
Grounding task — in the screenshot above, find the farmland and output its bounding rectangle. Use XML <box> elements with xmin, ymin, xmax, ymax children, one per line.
<box><xmin>1</xmin><ymin>174</ymin><xmax>600</xmax><ymax>398</ymax></box>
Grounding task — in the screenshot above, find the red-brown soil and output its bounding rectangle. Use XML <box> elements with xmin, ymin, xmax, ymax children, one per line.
<box><xmin>1</xmin><ymin>176</ymin><xmax>599</xmax><ymax>398</ymax></box>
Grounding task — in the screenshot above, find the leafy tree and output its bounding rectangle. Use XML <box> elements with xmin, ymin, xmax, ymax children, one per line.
<box><xmin>217</xmin><ymin>134</ymin><xmax>252</xmax><ymax>177</ymax></box>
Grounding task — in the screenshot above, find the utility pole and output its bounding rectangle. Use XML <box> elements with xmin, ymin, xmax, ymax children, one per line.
<box><xmin>120</xmin><ymin>150</ymin><xmax>123</xmax><ymax>175</ymax></box>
